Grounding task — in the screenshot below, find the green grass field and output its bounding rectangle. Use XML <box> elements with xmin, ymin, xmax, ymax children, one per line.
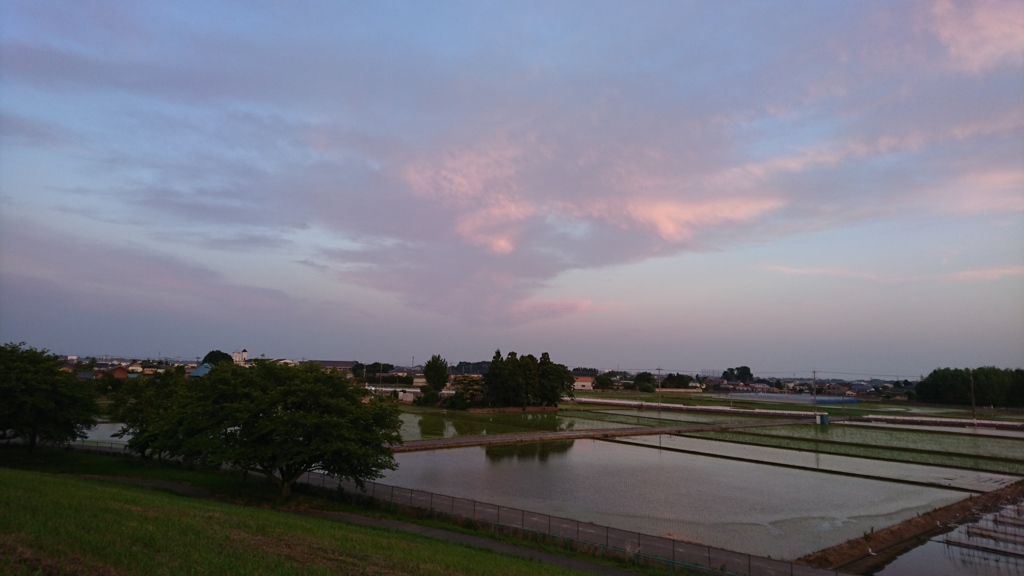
<box><xmin>1</xmin><ymin>448</ymin><xmax>706</xmax><ymax>576</ymax></box>
<box><xmin>0</xmin><ymin>464</ymin><xmax>598</xmax><ymax>576</ymax></box>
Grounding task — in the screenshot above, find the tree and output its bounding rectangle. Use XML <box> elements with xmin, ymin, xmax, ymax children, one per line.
<box><xmin>423</xmin><ymin>355</ymin><xmax>449</xmax><ymax>392</ymax></box>
<box><xmin>593</xmin><ymin>374</ymin><xmax>615</xmax><ymax>390</ymax></box>
<box><xmin>537</xmin><ymin>353</ymin><xmax>575</xmax><ymax>405</ymax></box>
<box><xmin>201</xmin><ymin>350</ymin><xmax>233</xmax><ymax>365</ymax></box>
<box><xmin>661</xmin><ymin>373</ymin><xmax>694</xmax><ymax>388</ymax></box>
<box><xmin>118</xmin><ymin>361</ymin><xmax>403</xmax><ymax>496</ymax></box>
<box><xmin>482</xmin><ymin>350</ymin><xmax>573</xmax><ymax>408</ymax></box>
<box><xmin>447</xmin><ymin>375</ymin><xmax>485</xmax><ymax>409</ymax></box>
<box><xmin>722</xmin><ymin>366</ymin><xmax>753</xmax><ymax>384</ymax></box>
<box><xmin>571</xmin><ymin>367</ymin><xmax>599</xmax><ymax>377</ymax></box>
<box><xmin>634</xmin><ymin>372</ymin><xmax>655</xmax><ymax>386</ymax></box>
<box><xmin>110</xmin><ymin>367</ymin><xmax>189</xmax><ymax>460</ymax></box>
<box><xmin>0</xmin><ymin>342</ymin><xmax>98</xmax><ymax>447</ymax></box>
<box><xmin>917</xmin><ymin>367</ymin><xmax>1023</xmax><ymax>407</ymax></box>
<box><xmin>365</xmin><ymin>362</ymin><xmax>394</xmax><ymax>376</ymax></box>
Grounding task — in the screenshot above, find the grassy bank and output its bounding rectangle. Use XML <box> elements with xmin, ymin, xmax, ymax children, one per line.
<box><xmin>0</xmin><ymin>464</ymin><xmax>594</xmax><ymax>576</ymax></box>
<box><xmin>2</xmin><ymin>448</ymin><xmax>704</xmax><ymax>575</ymax></box>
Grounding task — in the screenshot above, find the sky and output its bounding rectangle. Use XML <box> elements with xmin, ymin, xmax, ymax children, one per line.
<box><xmin>1</xmin><ymin>1</ymin><xmax>1022</xmax><ymax>378</ymax></box>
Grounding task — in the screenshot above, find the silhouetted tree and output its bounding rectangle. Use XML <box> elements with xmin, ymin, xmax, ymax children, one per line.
<box><xmin>0</xmin><ymin>342</ymin><xmax>98</xmax><ymax>447</ymax></box>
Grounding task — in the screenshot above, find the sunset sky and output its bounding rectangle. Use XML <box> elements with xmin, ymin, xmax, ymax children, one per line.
<box><xmin>2</xmin><ymin>1</ymin><xmax>1022</xmax><ymax>378</ymax></box>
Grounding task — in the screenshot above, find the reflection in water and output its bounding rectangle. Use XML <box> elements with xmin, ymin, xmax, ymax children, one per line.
<box><xmin>417</xmin><ymin>414</ymin><xmax>447</xmax><ymax>439</ymax></box>
<box><xmin>485</xmin><ymin>440</ymin><xmax>575</xmax><ymax>463</ymax></box>
<box><xmin>384</xmin><ymin>438</ymin><xmax>966</xmax><ymax>559</ymax></box>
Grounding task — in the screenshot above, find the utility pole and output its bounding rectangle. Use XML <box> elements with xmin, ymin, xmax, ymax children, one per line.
<box><xmin>970</xmin><ymin>370</ymin><xmax>977</xmax><ymax>425</ymax></box>
<box><xmin>813</xmin><ymin>370</ymin><xmax>818</xmax><ymax>422</ymax></box>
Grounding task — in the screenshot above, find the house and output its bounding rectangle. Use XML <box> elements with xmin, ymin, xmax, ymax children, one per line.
<box><xmin>100</xmin><ymin>366</ymin><xmax>130</xmax><ymax>380</ymax></box>
<box><xmin>189</xmin><ymin>363</ymin><xmax>214</xmax><ymax>378</ymax></box>
<box><xmin>231</xmin><ymin>349</ymin><xmax>248</xmax><ymax>365</ymax></box>
<box><xmin>305</xmin><ymin>360</ymin><xmax>357</xmax><ymax>373</ymax></box>
<box><xmin>573</xmin><ymin>376</ymin><xmax>594</xmax><ymax>391</ymax></box>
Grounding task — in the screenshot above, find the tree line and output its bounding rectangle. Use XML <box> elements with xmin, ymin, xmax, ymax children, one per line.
<box><xmin>110</xmin><ymin>361</ymin><xmax>402</xmax><ymax>496</ymax></box>
<box><xmin>1</xmin><ymin>343</ymin><xmax>402</xmax><ymax>497</ymax></box>
<box><xmin>916</xmin><ymin>367</ymin><xmax>1024</xmax><ymax>408</ymax></box>
<box><xmin>482</xmin><ymin>350</ymin><xmax>575</xmax><ymax>408</ymax></box>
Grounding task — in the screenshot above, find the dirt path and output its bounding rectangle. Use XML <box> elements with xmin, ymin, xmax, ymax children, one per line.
<box><xmin>79</xmin><ymin>475</ymin><xmax>638</xmax><ymax>576</ymax></box>
<box><xmin>797</xmin><ymin>481</ymin><xmax>1024</xmax><ymax>574</ymax></box>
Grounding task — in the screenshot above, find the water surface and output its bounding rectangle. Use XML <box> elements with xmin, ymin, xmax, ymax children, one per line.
<box><xmin>383</xmin><ymin>438</ymin><xmax>965</xmax><ymax>559</ymax></box>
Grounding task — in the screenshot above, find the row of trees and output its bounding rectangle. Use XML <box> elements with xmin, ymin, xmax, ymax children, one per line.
<box><xmin>483</xmin><ymin>350</ymin><xmax>575</xmax><ymax>408</ymax></box>
<box><xmin>109</xmin><ymin>361</ymin><xmax>403</xmax><ymax>497</ymax></box>
<box><xmin>916</xmin><ymin>367</ymin><xmax>1024</xmax><ymax>408</ymax></box>
<box><xmin>722</xmin><ymin>366</ymin><xmax>753</xmax><ymax>383</ymax></box>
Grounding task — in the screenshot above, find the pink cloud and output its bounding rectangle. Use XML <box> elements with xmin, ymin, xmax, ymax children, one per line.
<box><xmin>624</xmin><ymin>198</ymin><xmax>784</xmax><ymax>242</ymax></box>
<box><xmin>503</xmin><ymin>299</ymin><xmax>595</xmax><ymax>325</ymax></box>
<box><xmin>946</xmin><ymin>265</ymin><xmax>1024</xmax><ymax>281</ymax></box>
<box><xmin>762</xmin><ymin>264</ymin><xmax>906</xmax><ymax>283</ymax></box>
<box><xmin>454</xmin><ymin>195</ymin><xmax>536</xmax><ymax>254</ymax></box>
<box><xmin>404</xmin><ymin>140</ymin><xmax>525</xmax><ymax>201</ymax></box>
<box><xmin>910</xmin><ymin>169</ymin><xmax>1024</xmax><ymax>215</ymax></box>
<box><xmin>765</xmin><ymin>264</ymin><xmax>1024</xmax><ymax>284</ymax></box>
<box><xmin>929</xmin><ymin>0</ymin><xmax>1024</xmax><ymax>73</ymax></box>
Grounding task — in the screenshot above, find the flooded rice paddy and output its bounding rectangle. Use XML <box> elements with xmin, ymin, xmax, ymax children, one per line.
<box><xmin>686</xmin><ymin>429</ymin><xmax>1024</xmax><ymax>475</ymax></box>
<box><xmin>846</xmin><ymin>421</ymin><xmax>1024</xmax><ymax>440</ymax></box>
<box><xmin>382</xmin><ymin>437</ymin><xmax>968</xmax><ymax>559</ymax></box>
<box><xmin>620</xmin><ymin>434</ymin><xmax>1019</xmax><ymax>492</ymax></box>
<box><xmin>88</xmin><ymin>405</ymin><xmax>1023</xmax><ymax>565</ymax></box>
<box><xmin>876</xmin><ymin>499</ymin><xmax>1024</xmax><ymax>576</ymax></box>
<box><xmin>385</xmin><ymin>407</ymin><xmax>1023</xmax><ymax>561</ymax></box>
<box><xmin>398</xmin><ymin>410</ymin><xmax>639</xmax><ymax>441</ymax></box>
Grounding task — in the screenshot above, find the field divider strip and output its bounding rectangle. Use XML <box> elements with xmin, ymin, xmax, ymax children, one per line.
<box><xmin>602</xmin><ymin>438</ymin><xmax>985</xmax><ymax>493</ymax></box>
<box><xmin>714</xmin><ymin>429</ymin><xmax>1024</xmax><ymax>464</ymax></box>
<box><xmin>677</xmin><ymin>431</ymin><xmax>1024</xmax><ymax>476</ymax></box>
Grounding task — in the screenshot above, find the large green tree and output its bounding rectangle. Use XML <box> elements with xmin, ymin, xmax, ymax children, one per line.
<box><xmin>722</xmin><ymin>366</ymin><xmax>753</xmax><ymax>384</ymax></box>
<box><xmin>593</xmin><ymin>374</ymin><xmax>615</xmax><ymax>390</ymax></box>
<box><xmin>482</xmin><ymin>349</ymin><xmax>574</xmax><ymax>408</ymax></box>
<box><xmin>115</xmin><ymin>361</ymin><xmax>403</xmax><ymax>496</ymax></box>
<box><xmin>661</xmin><ymin>373</ymin><xmax>694</xmax><ymax>388</ymax></box>
<box><xmin>0</xmin><ymin>342</ymin><xmax>98</xmax><ymax>447</ymax></box>
<box><xmin>917</xmin><ymin>367</ymin><xmax>1023</xmax><ymax>407</ymax></box>
<box><xmin>110</xmin><ymin>367</ymin><xmax>189</xmax><ymax>460</ymax></box>
<box><xmin>423</xmin><ymin>354</ymin><xmax>449</xmax><ymax>392</ymax></box>
<box><xmin>201</xmin><ymin>350</ymin><xmax>233</xmax><ymax>365</ymax></box>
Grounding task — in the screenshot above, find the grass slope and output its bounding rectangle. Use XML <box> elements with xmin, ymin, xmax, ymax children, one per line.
<box><xmin>0</xmin><ymin>466</ymin><xmax>590</xmax><ymax>576</ymax></box>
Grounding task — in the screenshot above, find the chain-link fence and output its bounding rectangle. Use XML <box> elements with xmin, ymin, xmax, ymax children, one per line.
<box><xmin>300</xmin><ymin>470</ymin><xmax>844</xmax><ymax>576</ymax></box>
<box><xmin>67</xmin><ymin>439</ymin><xmax>844</xmax><ymax>575</ymax></box>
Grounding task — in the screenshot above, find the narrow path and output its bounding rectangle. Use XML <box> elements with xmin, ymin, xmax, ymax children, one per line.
<box><xmin>396</xmin><ymin>419</ymin><xmax>809</xmax><ymax>452</ymax></box>
<box><xmin>295</xmin><ymin>508</ymin><xmax>642</xmax><ymax>576</ymax></box>
<box><xmin>79</xmin><ymin>474</ymin><xmax>639</xmax><ymax>576</ymax></box>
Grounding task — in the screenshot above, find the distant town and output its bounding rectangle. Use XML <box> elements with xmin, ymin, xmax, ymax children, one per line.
<box><xmin>62</xmin><ymin>348</ymin><xmax>919</xmax><ymax>402</ymax></box>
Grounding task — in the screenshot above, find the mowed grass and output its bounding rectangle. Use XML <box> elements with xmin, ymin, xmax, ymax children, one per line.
<box><xmin>0</xmin><ymin>466</ymin><xmax>590</xmax><ymax>576</ymax></box>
